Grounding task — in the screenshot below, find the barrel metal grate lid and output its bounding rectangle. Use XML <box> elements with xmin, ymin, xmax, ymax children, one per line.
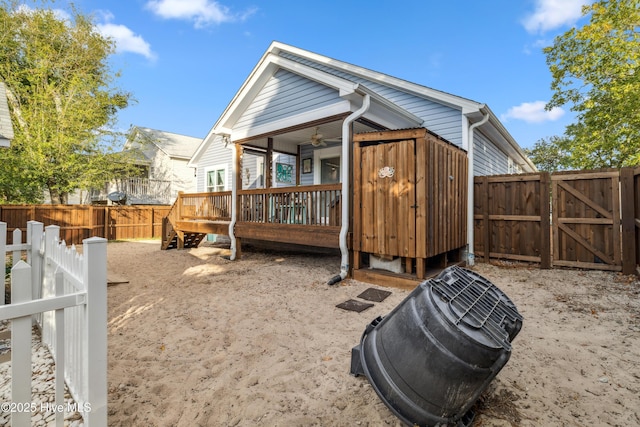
<box><xmin>431</xmin><ymin>266</ymin><xmax>523</xmax><ymax>350</ymax></box>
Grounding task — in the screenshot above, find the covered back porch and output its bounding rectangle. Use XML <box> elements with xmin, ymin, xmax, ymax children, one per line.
<box><xmin>162</xmin><ymin>116</ymin><xmax>377</xmax><ymax>250</ymax></box>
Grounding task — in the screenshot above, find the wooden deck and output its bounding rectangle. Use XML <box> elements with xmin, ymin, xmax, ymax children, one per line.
<box><xmin>161</xmin><ymin>185</ymin><xmax>342</xmax><ymax>250</ymax></box>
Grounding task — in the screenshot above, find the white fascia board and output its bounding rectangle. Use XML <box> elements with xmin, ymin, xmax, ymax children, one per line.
<box><xmin>194</xmin><ymin>57</ymin><xmax>280</xmax><ymax>166</ymax></box>
<box><xmin>220</xmin><ymin>55</ymin><xmax>358</xmax><ymax>133</ymax></box>
<box><xmin>364</xmin><ymin>99</ymin><xmax>423</xmax><ymax>129</ymax></box>
<box><xmin>0</xmin><ymin>137</ymin><xmax>9</xmax><ymax>147</ymax></box>
<box><xmin>188</xmin><ymin>126</ymin><xmax>233</xmax><ymax>167</ymax></box>
<box><xmin>482</xmin><ymin>106</ymin><xmax>537</xmax><ymax>171</ymax></box>
<box><xmin>230</xmin><ymin>101</ymin><xmax>351</xmax><ymax>141</ymax></box>
<box><xmin>355</xmin><ymin>85</ymin><xmax>424</xmax><ymax>128</ymax></box>
<box><xmin>468</xmin><ymin>105</ymin><xmax>537</xmax><ymax>172</ymax></box>
<box><xmin>222</xmin><ymin>60</ymin><xmax>281</xmax><ymax>130</ymax></box>
<box><xmin>271</xmin><ymin>56</ymin><xmax>359</xmax><ymax>96</ymax></box>
<box><xmin>195</xmin><ymin>53</ymin><xmax>359</xmax><ymax>165</ymax></box>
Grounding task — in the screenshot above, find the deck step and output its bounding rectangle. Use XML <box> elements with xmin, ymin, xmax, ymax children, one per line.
<box><xmin>183</xmin><ymin>232</ymin><xmax>206</xmax><ymax>248</ymax></box>
<box><xmin>162</xmin><ymin>230</ymin><xmax>207</xmax><ymax>250</ymax></box>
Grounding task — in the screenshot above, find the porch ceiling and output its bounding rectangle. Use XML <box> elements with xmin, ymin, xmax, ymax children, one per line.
<box><xmin>240</xmin><ymin>119</ymin><xmax>380</xmax><ymax>152</ymax></box>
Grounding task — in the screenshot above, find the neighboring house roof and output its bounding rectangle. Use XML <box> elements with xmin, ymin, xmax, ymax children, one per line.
<box><xmin>189</xmin><ymin>41</ymin><xmax>535</xmax><ymax>171</ymax></box>
<box><xmin>125</xmin><ymin>126</ymin><xmax>202</xmax><ymax>161</ymax></box>
<box><xmin>0</xmin><ymin>82</ymin><xmax>15</xmax><ymax>147</ymax></box>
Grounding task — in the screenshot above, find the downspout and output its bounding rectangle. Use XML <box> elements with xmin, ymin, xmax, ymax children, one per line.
<box><xmin>227</xmin><ymin>136</ymin><xmax>238</xmax><ymax>260</ymax></box>
<box><xmin>328</xmin><ymin>93</ymin><xmax>371</xmax><ymax>285</ymax></box>
<box><xmin>466</xmin><ymin>107</ymin><xmax>490</xmax><ymax>267</ymax></box>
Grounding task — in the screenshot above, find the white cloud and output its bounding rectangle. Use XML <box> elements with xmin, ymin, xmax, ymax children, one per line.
<box><xmin>18</xmin><ymin>6</ymin><xmax>155</xmax><ymax>61</ymax></box>
<box><xmin>16</xmin><ymin>4</ymin><xmax>71</xmax><ymax>22</ymax></box>
<box><xmin>522</xmin><ymin>0</ymin><xmax>590</xmax><ymax>34</ymax></box>
<box><xmin>145</xmin><ymin>0</ymin><xmax>256</xmax><ymax>28</ymax></box>
<box><xmin>523</xmin><ymin>38</ymin><xmax>552</xmax><ymax>55</ymax></box>
<box><xmin>97</xmin><ymin>23</ymin><xmax>157</xmax><ymax>60</ymax></box>
<box><xmin>501</xmin><ymin>101</ymin><xmax>565</xmax><ymax>123</ymax></box>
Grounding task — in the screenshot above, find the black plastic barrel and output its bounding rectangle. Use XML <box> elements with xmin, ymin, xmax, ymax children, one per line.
<box><xmin>350</xmin><ymin>266</ymin><xmax>523</xmax><ymax>427</ymax></box>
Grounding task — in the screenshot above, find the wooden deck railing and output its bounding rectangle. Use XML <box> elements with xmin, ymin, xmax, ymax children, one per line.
<box><xmin>166</xmin><ymin>184</ymin><xmax>341</xmax><ymax>227</ymax></box>
<box><xmin>238</xmin><ymin>184</ymin><xmax>341</xmax><ymax>226</ymax></box>
<box><xmin>178</xmin><ymin>191</ymin><xmax>233</xmax><ymax>221</ymax></box>
<box><xmin>162</xmin><ymin>185</ymin><xmax>343</xmax><ymax>249</ymax></box>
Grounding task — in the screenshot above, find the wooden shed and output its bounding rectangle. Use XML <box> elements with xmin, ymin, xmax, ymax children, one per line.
<box><xmin>351</xmin><ymin>128</ymin><xmax>468</xmax><ymax>288</ymax></box>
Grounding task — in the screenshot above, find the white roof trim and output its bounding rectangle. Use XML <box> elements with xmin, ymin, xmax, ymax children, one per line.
<box><xmin>232</xmin><ymin>102</ymin><xmax>352</xmax><ymax>141</ymax></box>
<box><xmin>218</xmin><ymin>54</ymin><xmax>360</xmax><ymax>133</ymax></box>
<box><xmin>481</xmin><ymin>105</ymin><xmax>537</xmax><ymax>171</ymax></box>
<box><xmin>192</xmin><ymin>42</ymin><xmax>530</xmax><ymax>169</ymax></box>
<box><xmin>268</xmin><ymin>41</ymin><xmax>482</xmax><ymax>112</ymax></box>
<box><xmin>192</xmin><ymin>53</ymin><xmax>423</xmax><ymax>165</ymax></box>
<box><xmin>268</xmin><ymin>42</ymin><xmax>533</xmax><ymax>166</ymax></box>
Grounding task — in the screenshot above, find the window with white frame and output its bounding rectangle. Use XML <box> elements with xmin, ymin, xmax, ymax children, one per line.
<box><xmin>206</xmin><ymin>166</ymin><xmax>227</xmax><ymax>192</ymax></box>
<box><xmin>508</xmin><ymin>158</ymin><xmax>523</xmax><ymax>174</ymax></box>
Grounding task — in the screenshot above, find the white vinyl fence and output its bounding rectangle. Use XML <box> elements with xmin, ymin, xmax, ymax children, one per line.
<box><xmin>0</xmin><ymin>221</ymin><xmax>107</xmax><ymax>426</ymax></box>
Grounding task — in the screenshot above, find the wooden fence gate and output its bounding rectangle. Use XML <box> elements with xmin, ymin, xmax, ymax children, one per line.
<box><xmin>474</xmin><ymin>167</ymin><xmax>639</xmax><ymax>274</ymax></box>
<box><xmin>474</xmin><ymin>173</ymin><xmax>551</xmax><ymax>267</ymax></box>
<box><xmin>552</xmin><ymin>170</ymin><xmax>621</xmax><ymax>270</ymax></box>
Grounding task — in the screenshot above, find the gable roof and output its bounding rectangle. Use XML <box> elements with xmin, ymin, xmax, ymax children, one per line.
<box><xmin>0</xmin><ymin>82</ymin><xmax>14</xmax><ymax>147</ymax></box>
<box><xmin>190</xmin><ymin>41</ymin><xmax>535</xmax><ymax>171</ymax></box>
<box><xmin>270</xmin><ymin>42</ymin><xmax>484</xmax><ymax>114</ymax></box>
<box><xmin>126</xmin><ymin>127</ymin><xmax>202</xmax><ymax>160</ymax></box>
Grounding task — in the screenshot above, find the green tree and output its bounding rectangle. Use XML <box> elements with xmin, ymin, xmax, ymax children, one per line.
<box><xmin>524</xmin><ymin>136</ymin><xmax>570</xmax><ymax>172</ymax></box>
<box><xmin>545</xmin><ymin>0</ymin><xmax>640</xmax><ymax>169</ymax></box>
<box><xmin>0</xmin><ymin>1</ymin><xmax>136</xmax><ymax>203</ymax></box>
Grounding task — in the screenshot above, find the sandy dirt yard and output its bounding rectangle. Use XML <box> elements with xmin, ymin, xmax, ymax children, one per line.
<box><xmin>105</xmin><ymin>240</ymin><xmax>640</xmax><ymax>427</ymax></box>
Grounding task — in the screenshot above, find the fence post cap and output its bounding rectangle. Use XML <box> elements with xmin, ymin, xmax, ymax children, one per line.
<box><xmin>12</xmin><ymin>259</ymin><xmax>30</xmax><ymax>270</ymax></box>
<box><xmin>83</xmin><ymin>236</ymin><xmax>108</xmax><ymax>245</ymax></box>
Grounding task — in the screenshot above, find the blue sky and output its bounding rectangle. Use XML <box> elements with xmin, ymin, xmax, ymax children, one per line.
<box><xmin>59</xmin><ymin>0</ymin><xmax>592</xmax><ymax>149</ymax></box>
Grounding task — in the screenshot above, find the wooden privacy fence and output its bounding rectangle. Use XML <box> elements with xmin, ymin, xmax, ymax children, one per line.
<box><xmin>0</xmin><ymin>205</ymin><xmax>170</xmax><ymax>245</ymax></box>
<box><xmin>474</xmin><ymin>167</ymin><xmax>640</xmax><ymax>274</ymax></box>
<box><xmin>0</xmin><ymin>221</ymin><xmax>107</xmax><ymax>426</ymax></box>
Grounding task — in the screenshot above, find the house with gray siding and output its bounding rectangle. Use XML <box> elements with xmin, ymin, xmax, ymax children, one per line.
<box><xmin>185</xmin><ymin>41</ymin><xmax>535</xmax><ymax>271</ymax></box>
<box><xmin>0</xmin><ymin>82</ymin><xmax>14</xmax><ymax>147</ymax></box>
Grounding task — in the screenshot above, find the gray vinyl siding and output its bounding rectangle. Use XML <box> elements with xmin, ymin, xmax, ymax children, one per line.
<box><xmin>279</xmin><ymin>52</ymin><xmax>463</xmax><ymax>147</ymax></box>
<box><xmin>241</xmin><ymin>151</ymin><xmax>265</xmax><ymax>189</ymax></box>
<box><xmin>473</xmin><ymin>131</ymin><xmax>509</xmax><ymax>176</ymax></box>
<box><xmin>299</xmin><ymin>144</ymin><xmax>315</xmax><ymax>186</ymax></box>
<box><xmin>235</xmin><ymin>69</ymin><xmax>342</xmax><ymax>132</ymax></box>
<box><xmin>195</xmin><ymin>136</ymin><xmax>233</xmax><ymax>192</ymax></box>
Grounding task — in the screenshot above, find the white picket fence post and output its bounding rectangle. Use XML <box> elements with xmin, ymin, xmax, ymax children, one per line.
<box><xmin>10</xmin><ymin>261</ymin><xmax>32</xmax><ymax>426</ymax></box>
<box><xmin>12</xmin><ymin>228</ymin><xmax>21</xmax><ymax>266</ymax></box>
<box><xmin>54</xmin><ymin>270</ymin><xmax>66</xmax><ymax>427</ymax></box>
<box><xmin>27</xmin><ymin>221</ymin><xmax>44</xmax><ymax>301</ymax></box>
<box><xmin>83</xmin><ymin>237</ymin><xmax>108</xmax><ymax>426</ymax></box>
<box><xmin>0</xmin><ymin>221</ymin><xmax>5</xmax><ymax>306</ymax></box>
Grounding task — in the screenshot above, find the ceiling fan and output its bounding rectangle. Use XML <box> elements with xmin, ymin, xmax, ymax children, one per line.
<box><xmin>309</xmin><ymin>127</ymin><xmax>326</xmax><ymax>146</ymax></box>
<box><xmin>308</xmin><ymin>126</ymin><xmax>341</xmax><ymax>147</ymax></box>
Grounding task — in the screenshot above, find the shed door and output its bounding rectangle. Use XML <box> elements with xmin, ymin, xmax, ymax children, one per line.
<box><xmin>357</xmin><ymin>140</ymin><xmax>416</xmax><ymax>257</ymax></box>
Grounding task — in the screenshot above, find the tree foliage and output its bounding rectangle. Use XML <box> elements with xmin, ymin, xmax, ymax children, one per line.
<box><xmin>545</xmin><ymin>0</ymin><xmax>640</xmax><ymax>169</ymax></box>
<box><xmin>0</xmin><ymin>0</ymin><xmax>136</xmax><ymax>203</ymax></box>
<box><xmin>524</xmin><ymin>136</ymin><xmax>570</xmax><ymax>172</ymax></box>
